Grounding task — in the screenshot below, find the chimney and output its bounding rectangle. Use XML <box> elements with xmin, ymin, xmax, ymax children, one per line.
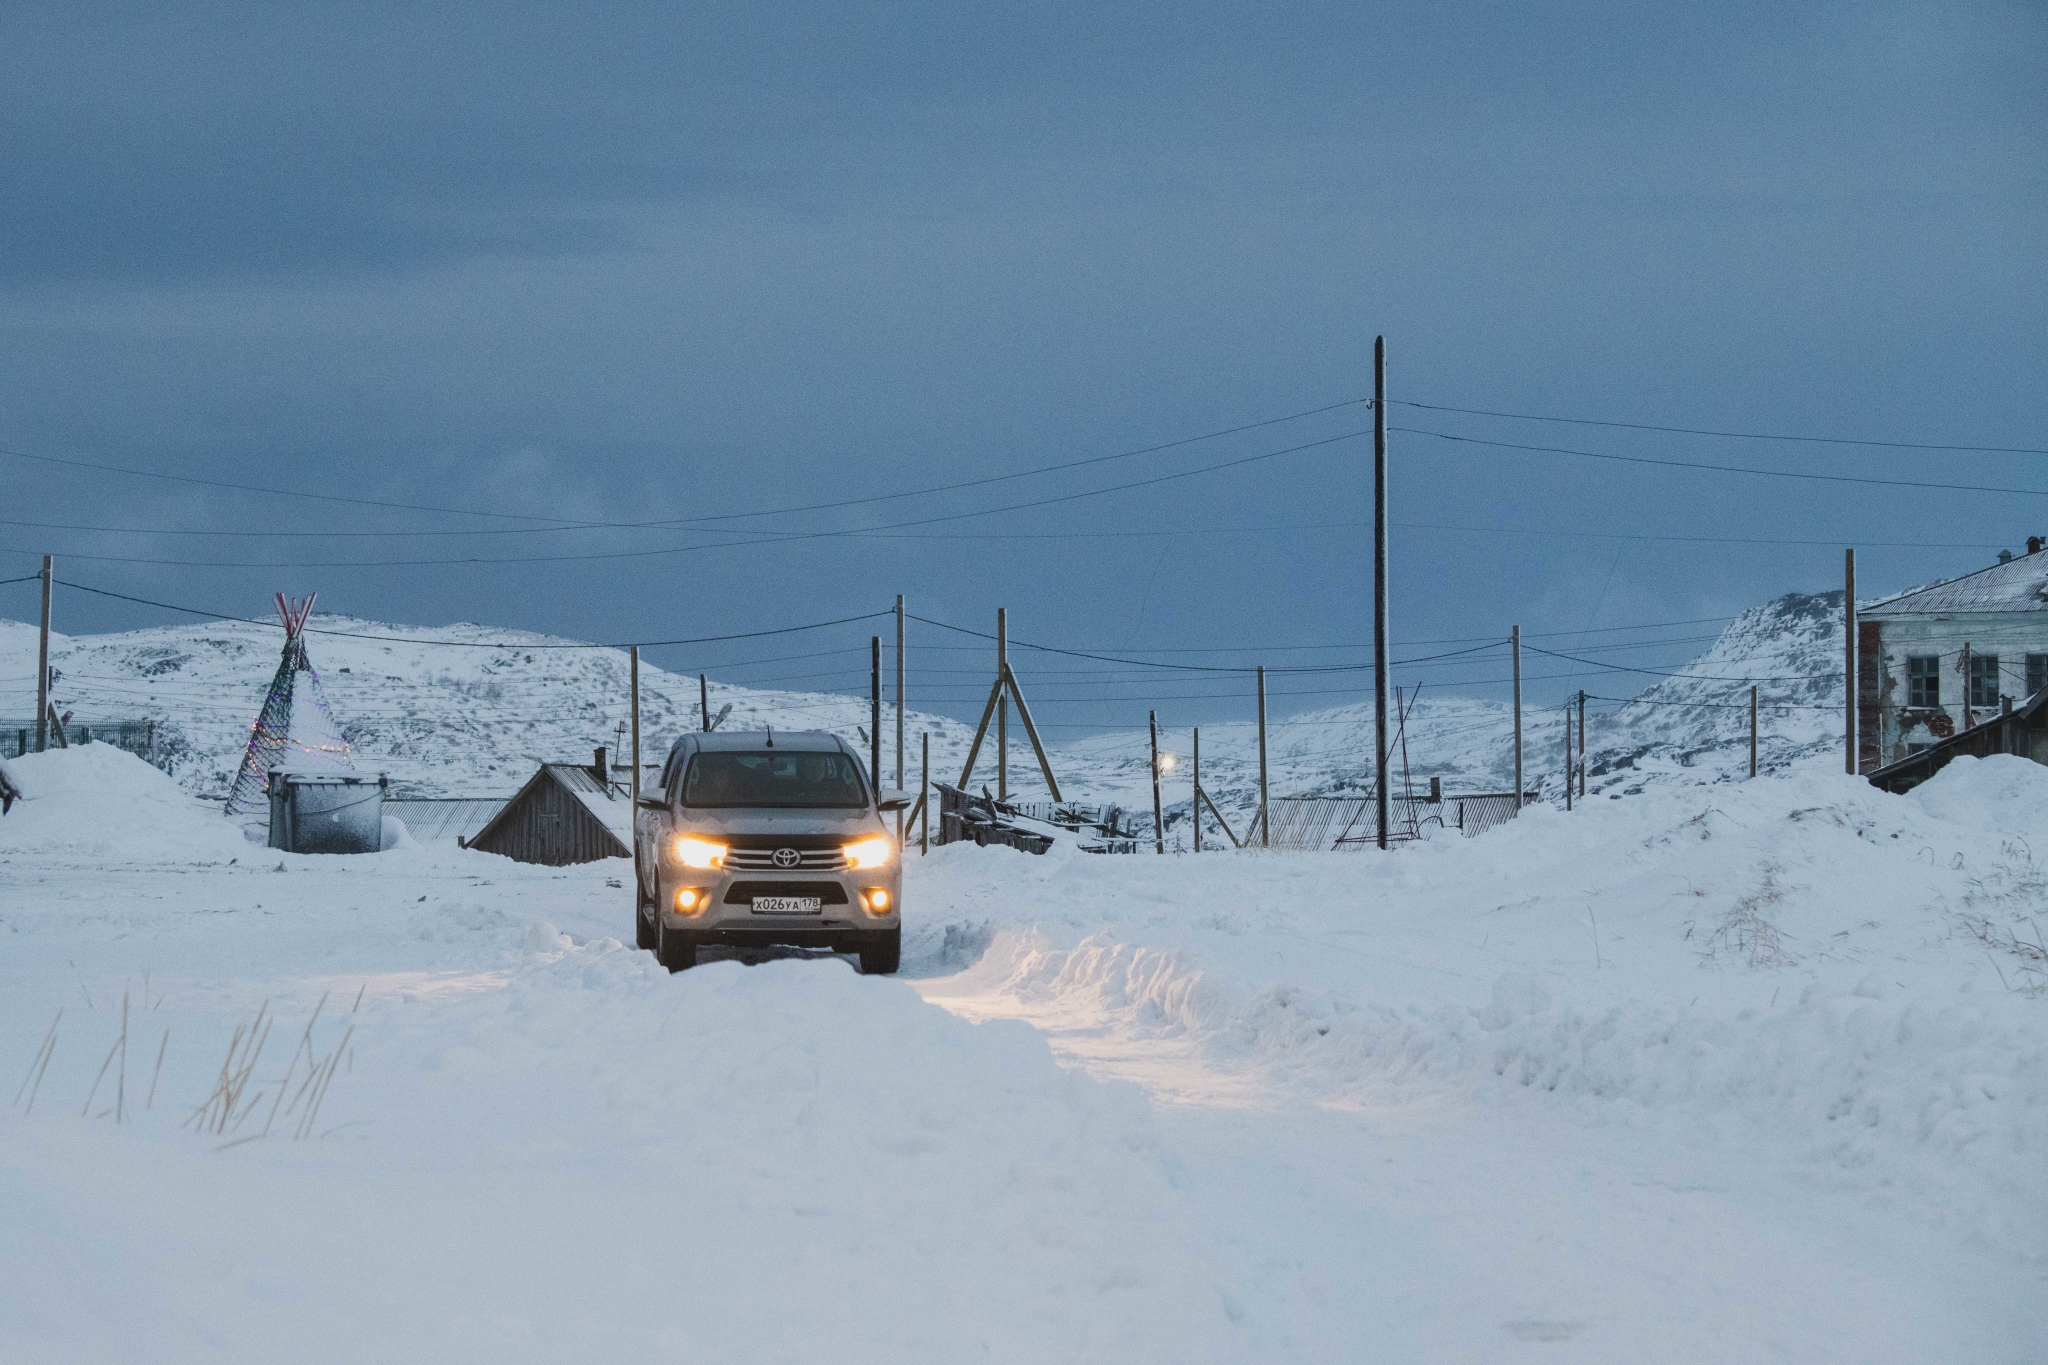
<box><xmin>2029</xmin><ymin>536</ymin><xmax>2045</xmax><ymax>555</ymax></box>
<box><xmin>593</xmin><ymin>746</ymin><xmax>607</xmax><ymax>781</ymax></box>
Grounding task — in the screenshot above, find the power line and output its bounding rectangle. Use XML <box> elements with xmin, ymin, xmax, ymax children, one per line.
<box><xmin>11</xmin><ymin>428</ymin><xmax>1373</xmax><ymax>570</ymax></box>
<box><xmin>1394</xmin><ymin>399</ymin><xmax>2048</xmax><ymax>457</ymax></box>
<box><xmin>1394</xmin><ymin>426</ymin><xmax>2048</xmax><ymax>499</ymax></box>
<box><xmin>0</xmin><ymin>397</ymin><xmax>1365</xmax><ymax>538</ymax></box>
<box><xmin>906</xmin><ymin>612</ymin><xmax>1507</xmax><ymax>674</ymax></box>
<box><xmin>1521</xmin><ymin>641</ymin><xmax>1840</xmax><ymax>683</ymax></box>
<box><xmin>51</xmin><ymin>577</ymin><xmax>891</xmax><ymax>650</ymax></box>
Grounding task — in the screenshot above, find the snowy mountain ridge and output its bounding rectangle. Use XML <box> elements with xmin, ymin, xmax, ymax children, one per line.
<box><xmin>2</xmin><ymin>592</ymin><xmax>1855</xmax><ymax>829</ymax></box>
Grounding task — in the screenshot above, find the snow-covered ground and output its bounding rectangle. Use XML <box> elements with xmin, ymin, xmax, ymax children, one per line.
<box><xmin>3</xmin><ymin>742</ymin><xmax>2042</xmax><ymax>1361</ymax></box>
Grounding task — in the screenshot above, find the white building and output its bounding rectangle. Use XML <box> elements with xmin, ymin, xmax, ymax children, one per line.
<box><xmin>1860</xmin><ymin>540</ymin><xmax>2048</xmax><ymax>770</ymax></box>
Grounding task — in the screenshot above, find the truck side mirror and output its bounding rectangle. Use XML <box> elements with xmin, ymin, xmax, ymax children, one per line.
<box><xmin>876</xmin><ymin>793</ymin><xmax>912</xmax><ymax>813</ymax></box>
<box><xmin>635</xmin><ymin>795</ymin><xmax>667</xmax><ymax>810</ymax></box>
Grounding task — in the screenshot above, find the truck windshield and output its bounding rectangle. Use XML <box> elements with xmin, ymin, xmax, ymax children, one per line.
<box><xmin>681</xmin><ymin>751</ymin><xmax>869</xmax><ymax>809</ymax></box>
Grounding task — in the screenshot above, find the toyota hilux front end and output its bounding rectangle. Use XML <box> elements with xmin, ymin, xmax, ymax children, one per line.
<box><xmin>633</xmin><ymin>731</ymin><xmax>907</xmax><ymax>973</ymax></box>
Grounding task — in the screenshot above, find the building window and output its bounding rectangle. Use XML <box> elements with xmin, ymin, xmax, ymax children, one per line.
<box><xmin>1969</xmin><ymin>653</ymin><xmax>2002</xmax><ymax>708</ymax></box>
<box><xmin>1907</xmin><ymin>655</ymin><xmax>1940</xmax><ymax>708</ymax></box>
<box><xmin>2028</xmin><ymin>654</ymin><xmax>2048</xmax><ymax>698</ymax></box>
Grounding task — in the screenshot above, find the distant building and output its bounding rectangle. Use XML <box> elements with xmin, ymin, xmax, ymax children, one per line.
<box><xmin>1860</xmin><ymin>540</ymin><xmax>2048</xmax><ymax>770</ymax></box>
<box><xmin>464</xmin><ymin>750</ymin><xmax>631</xmax><ymax>866</ymax></box>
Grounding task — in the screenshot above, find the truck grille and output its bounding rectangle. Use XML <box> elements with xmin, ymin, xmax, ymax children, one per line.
<box><xmin>724</xmin><ymin>847</ymin><xmax>848</xmax><ymax>871</ymax></box>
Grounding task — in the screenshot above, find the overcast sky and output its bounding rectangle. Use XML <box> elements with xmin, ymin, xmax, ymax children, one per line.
<box><xmin>3</xmin><ymin>2</ymin><xmax>2042</xmax><ymax>735</ymax></box>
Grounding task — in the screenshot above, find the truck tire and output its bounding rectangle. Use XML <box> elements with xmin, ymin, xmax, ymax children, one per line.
<box><xmin>635</xmin><ymin>901</ymin><xmax>655</xmax><ymax>950</ymax></box>
<box><xmin>858</xmin><ymin>928</ymin><xmax>901</xmax><ymax>976</ymax></box>
<box><xmin>656</xmin><ymin>916</ymin><xmax>696</xmax><ymax>972</ymax></box>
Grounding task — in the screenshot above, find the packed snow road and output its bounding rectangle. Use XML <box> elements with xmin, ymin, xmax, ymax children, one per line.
<box><xmin>2</xmin><ymin>746</ymin><xmax>2043</xmax><ymax>1361</ymax></box>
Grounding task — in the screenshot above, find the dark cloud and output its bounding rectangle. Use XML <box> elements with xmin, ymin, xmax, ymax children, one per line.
<box><xmin>1</xmin><ymin>2</ymin><xmax>2042</xmax><ymax>731</ymax></box>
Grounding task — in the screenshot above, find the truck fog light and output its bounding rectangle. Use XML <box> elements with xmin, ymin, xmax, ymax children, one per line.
<box><xmin>862</xmin><ymin>888</ymin><xmax>891</xmax><ymax>915</ymax></box>
<box><xmin>675</xmin><ymin>887</ymin><xmax>710</xmax><ymax>916</ymax></box>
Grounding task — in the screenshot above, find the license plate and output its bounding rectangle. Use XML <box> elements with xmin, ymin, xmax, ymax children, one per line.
<box><xmin>752</xmin><ymin>896</ymin><xmax>821</xmax><ymax>915</ymax></box>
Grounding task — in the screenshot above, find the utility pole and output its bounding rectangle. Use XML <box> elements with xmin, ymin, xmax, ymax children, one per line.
<box><xmin>1256</xmin><ymin>665</ymin><xmax>1270</xmax><ymax>848</ymax></box>
<box><xmin>996</xmin><ymin>608</ymin><xmax>1009</xmax><ymax>802</ymax></box>
<box><xmin>1373</xmin><ymin>335</ymin><xmax>1390</xmax><ymax>852</ymax></box>
<box><xmin>1192</xmin><ymin>727</ymin><xmax>1202</xmax><ymax>853</ymax></box>
<box><xmin>629</xmin><ymin>646</ymin><xmax>641</xmax><ymax>806</ymax></box>
<box><xmin>1844</xmin><ymin>548</ymin><xmax>1857</xmax><ymax>774</ymax></box>
<box><xmin>1148</xmin><ymin>709</ymin><xmax>1165</xmax><ymax>854</ymax></box>
<box><xmin>1511</xmin><ymin>625</ymin><xmax>1524</xmax><ymax>810</ymax></box>
<box><xmin>894</xmin><ymin>595</ymin><xmax>905</xmax><ymax>786</ymax></box>
<box><xmin>920</xmin><ymin>731</ymin><xmax>929</xmax><ymax>854</ymax></box>
<box><xmin>35</xmin><ymin>555</ymin><xmax>52</xmax><ymax>753</ymax></box>
<box><xmin>1577</xmin><ymin>689</ymin><xmax>1587</xmax><ymax>799</ymax></box>
<box><xmin>1556</xmin><ymin>712</ymin><xmax>1572</xmax><ymax>818</ymax></box>
<box><xmin>870</xmin><ymin>636</ymin><xmax>882</xmax><ymax>793</ymax></box>
<box><xmin>699</xmin><ymin>674</ymin><xmax>710</xmax><ymax>732</ymax></box>
<box><xmin>1750</xmin><ymin>683</ymin><xmax>1759</xmax><ymax>778</ymax></box>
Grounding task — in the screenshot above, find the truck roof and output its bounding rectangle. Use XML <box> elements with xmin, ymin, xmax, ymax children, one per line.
<box><xmin>687</xmin><ymin>730</ymin><xmax>846</xmax><ymax>754</ymax></box>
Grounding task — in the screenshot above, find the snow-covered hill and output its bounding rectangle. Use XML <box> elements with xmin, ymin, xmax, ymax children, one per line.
<box><xmin>1</xmin><ymin>592</ymin><xmax>1854</xmax><ymax>828</ymax></box>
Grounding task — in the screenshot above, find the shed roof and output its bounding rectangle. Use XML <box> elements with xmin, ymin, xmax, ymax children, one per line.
<box><xmin>1864</xmin><ymin>549</ymin><xmax>2048</xmax><ymax>617</ymax></box>
<box><xmin>540</xmin><ymin>762</ymin><xmax>635</xmax><ymax>843</ymax></box>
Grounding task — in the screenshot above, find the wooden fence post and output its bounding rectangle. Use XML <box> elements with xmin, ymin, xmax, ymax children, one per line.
<box><xmin>1256</xmin><ymin>665</ymin><xmax>1270</xmax><ymax>848</ymax></box>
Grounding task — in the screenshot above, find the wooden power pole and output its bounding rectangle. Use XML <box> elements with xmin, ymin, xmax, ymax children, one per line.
<box><xmin>699</xmin><ymin>674</ymin><xmax>710</xmax><ymax>732</ymax></box>
<box><xmin>1192</xmin><ymin>727</ymin><xmax>1201</xmax><ymax>853</ymax></box>
<box><xmin>1511</xmin><ymin>625</ymin><xmax>1524</xmax><ymax>810</ymax></box>
<box><xmin>997</xmin><ymin>608</ymin><xmax>1008</xmax><ymax>802</ymax></box>
<box><xmin>1556</xmin><ymin>703</ymin><xmax>1572</xmax><ymax>810</ymax></box>
<box><xmin>870</xmin><ymin>636</ymin><xmax>882</xmax><ymax>791</ymax></box>
<box><xmin>35</xmin><ymin>555</ymin><xmax>52</xmax><ymax>753</ymax></box>
<box><xmin>1373</xmin><ymin>335</ymin><xmax>1390</xmax><ymax>852</ymax></box>
<box><xmin>894</xmin><ymin>595</ymin><xmax>905</xmax><ymax>788</ymax></box>
<box><xmin>629</xmin><ymin>646</ymin><xmax>641</xmax><ymax>806</ymax></box>
<box><xmin>1844</xmin><ymin>548</ymin><xmax>1857</xmax><ymax>775</ymax></box>
<box><xmin>1750</xmin><ymin>683</ymin><xmax>1759</xmax><ymax>778</ymax></box>
<box><xmin>1256</xmin><ymin>665</ymin><xmax>1270</xmax><ymax>848</ymax></box>
<box><xmin>1577</xmin><ymin>688</ymin><xmax>1587</xmax><ymax>799</ymax></box>
<box><xmin>1148</xmin><ymin>709</ymin><xmax>1165</xmax><ymax>854</ymax></box>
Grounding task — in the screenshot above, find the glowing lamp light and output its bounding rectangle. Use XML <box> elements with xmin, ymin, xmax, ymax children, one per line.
<box><xmin>842</xmin><ymin>837</ymin><xmax>893</xmax><ymax>870</ymax></box>
<box><xmin>674</xmin><ymin>837</ymin><xmax>727</xmax><ymax>869</ymax></box>
<box><xmin>1157</xmin><ymin>753</ymin><xmax>1177</xmax><ymax>773</ymax></box>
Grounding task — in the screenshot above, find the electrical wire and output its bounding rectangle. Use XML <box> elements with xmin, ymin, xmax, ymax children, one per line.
<box><xmin>1393</xmin><ymin>427</ymin><xmax>2048</xmax><ymax>499</ymax></box>
<box><xmin>0</xmin><ymin>397</ymin><xmax>1367</xmax><ymax>537</ymax></box>
<box><xmin>51</xmin><ymin>577</ymin><xmax>892</xmax><ymax>650</ymax></box>
<box><xmin>11</xmin><ymin>427</ymin><xmax>1373</xmax><ymax>570</ymax></box>
<box><xmin>1393</xmin><ymin>399</ymin><xmax>2048</xmax><ymax>457</ymax></box>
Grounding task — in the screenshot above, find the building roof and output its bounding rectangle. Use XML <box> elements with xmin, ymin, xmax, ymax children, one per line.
<box><xmin>539</xmin><ymin>762</ymin><xmax>635</xmax><ymax>843</ymax></box>
<box><xmin>1863</xmin><ymin>549</ymin><xmax>2048</xmax><ymax>617</ymax></box>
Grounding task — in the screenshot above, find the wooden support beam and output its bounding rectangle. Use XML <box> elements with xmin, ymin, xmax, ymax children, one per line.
<box><xmin>1002</xmin><ymin>665</ymin><xmax>1063</xmax><ymax>802</ymax></box>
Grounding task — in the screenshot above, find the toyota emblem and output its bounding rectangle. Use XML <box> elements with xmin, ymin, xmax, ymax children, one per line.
<box><xmin>771</xmin><ymin>847</ymin><xmax>801</xmax><ymax>869</ymax></box>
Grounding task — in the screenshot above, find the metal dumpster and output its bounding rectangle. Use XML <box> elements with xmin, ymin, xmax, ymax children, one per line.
<box><xmin>267</xmin><ymin>770</ymin><xmax>388</xmax><ymax>854</ymax></box>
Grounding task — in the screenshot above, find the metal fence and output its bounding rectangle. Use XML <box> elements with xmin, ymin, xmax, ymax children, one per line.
<box><xmin>4</xmin><ymin>718</ymin><xmax>159</xmax><ymax>762</ymax></box>
<box><xmin>1261</xmin><ymin>792</ymin><xmax>1534</xmax><ymax>851</ymax></box>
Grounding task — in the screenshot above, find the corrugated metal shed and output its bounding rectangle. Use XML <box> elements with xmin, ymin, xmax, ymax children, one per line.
<box><xmin>465</xmin><ymin>763</ymin><xmax>632</xmax><ymax>866</ymax></box>
<box><xmin>1864</xmin><ymin>548</ymin><xmax>2048</xmax><ymax>617</ymax></box>
<box><xmin>386</xmin><ymin>797</ymin><xmax>508</xmax><ymax>845</ymax></box>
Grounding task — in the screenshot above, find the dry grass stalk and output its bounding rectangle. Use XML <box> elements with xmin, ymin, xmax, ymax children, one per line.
<box><xmin>147</xmin><ymin>1029</ymin><xmax>168</xmax><ymax>1110</ymax></box>
<box><xmin>1959</xmin><ymin>914</ymin><xmax>2048</xmax><ymax>994</ymax></box>
<box><xmin>14</xmin><ymin>1010</ymin><xmax>61</xmax><ymax>1116</ymax></box>
<box><xmin>185</xmin><ymin>1001</ymin><xmax>272</xmax><ymax>1136</ymax></box>
<box><xmin>81</xmin><ymin>995</ymin><xmax>130</xmax><ymax>1121</ymax></box>
<box><xmin>262</xmin><ymin>993</ymin><xmax>327</xmax><ymax>1138</ymax></box>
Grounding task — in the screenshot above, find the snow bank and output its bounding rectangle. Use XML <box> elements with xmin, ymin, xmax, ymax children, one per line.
<box><xmin>912</xmin><ymin>764</ymin><xmax>2048</xmax><ymax>1261</ymax></box>
<box><xmin>0</xmin><ymin>744</ymin><xmax>246</xmax><ymax>860</ymax></box>
<box><xmin>0</xmin><ymin>831</ymin><xmax>1231</xmax><ymax>1362</ymax></box>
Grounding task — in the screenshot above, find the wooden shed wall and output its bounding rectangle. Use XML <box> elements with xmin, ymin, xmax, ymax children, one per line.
<box><xmin>468</xmin><ymin>773</ymin><xmax>628</xmax><ymax>866</ymax></box>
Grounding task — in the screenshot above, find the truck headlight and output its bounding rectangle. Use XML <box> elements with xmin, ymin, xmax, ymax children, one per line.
<box><xmin>842</xmin><ymin>836</ymin><xmax>892</xmax><ymax>870</ymax></box>
<box><xmin>674</xmin><ymin>837</ymin><xmax>728</xmax><ymax>869</ymax></box>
